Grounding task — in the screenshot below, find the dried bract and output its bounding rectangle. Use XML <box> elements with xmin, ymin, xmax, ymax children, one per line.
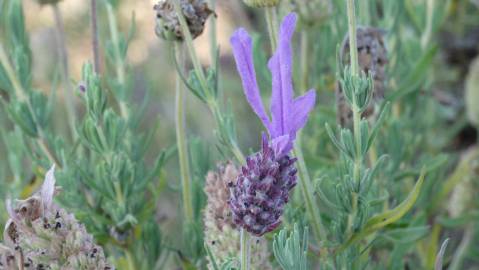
<box><xmin>154</xmin><ymin>0</ymin><xmax>213</xmax><ymax>41</ymax></box>
<box><xmin>0</xmin><ymin>166</ymin><xmax>113</xmax><ymax>270</ymax></box>
<box><xmin>204</xmin><ymin>163</ymin><xmax>272</xmax><ymax>269</ymax></box>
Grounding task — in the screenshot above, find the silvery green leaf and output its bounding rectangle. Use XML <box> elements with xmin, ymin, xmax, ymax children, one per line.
<box><xmin>273</xmin><ymin>224</ymin><xmax>309</xmax><ymax>270</ymax></box>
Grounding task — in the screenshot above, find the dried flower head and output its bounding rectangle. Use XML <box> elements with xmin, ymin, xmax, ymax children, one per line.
<box><xmin>243</xmin><ymin>0</ymin><xmax>279</xmax><ymax>8</ymax></box>
<box><xmin>229</xmin><ymin>13</ymin><xmax>313</xmax><ymax>236</ymax></box>
<box><xmin>0</xmin><ymin>165</ymin><xmax>114</xmax><ymax>270</ymax></box>
<box><xmin>448</xmin><ymin>148</ymin><xmax>479</xmax><ymax>218</ymax></box>
<box><xmin>336</xmin><ymin>26</ymin><xmax>388</xmax><ymax>126</ymax></box>
<box><xmin>204</xmin><ymin>162</ymin><xmax>239</xmax><ymax>230</ymax></box>
<box><xmin>154</xmin><ymin>0</ymin><xmax>213</xmax><ymax>41</ymax></box>
<box><xmin>204</xmin><ymin>163</ymin><xmax>272</xmax><ymax>269</ymax></box>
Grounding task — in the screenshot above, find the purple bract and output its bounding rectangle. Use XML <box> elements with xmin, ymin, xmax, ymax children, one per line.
<box><xmin>230</xmin><ymin>12</ymin><xmax>316</xmax><ymax>157</ymax></box>
<box><xmin>229</xmin><ymin>135</ymin><xmax>298</xmax><ymax>236</ymax></box>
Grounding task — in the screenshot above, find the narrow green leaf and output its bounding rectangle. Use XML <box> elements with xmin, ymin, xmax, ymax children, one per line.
<box><xmin>435</xmin><ymin>238</ymin><xmax>450</xmax><ymax>270</ymax></box>
<box><xmin>338</xmin><ymin>169</ymin><xmax>426</xmax><ymax>252</ymax></box>
<box><xmin>205</xmin><ymin>244</ymin><xmax>220</xmax><ymax>270</ymax></box>
<box><xmin>364</xmin><ymin>168</ymin><xmax>425</xmax><ymax>230</ymax></box>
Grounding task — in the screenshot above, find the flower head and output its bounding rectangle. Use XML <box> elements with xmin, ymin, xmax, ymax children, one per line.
<box><xmin>229</xmin><ymin>136</ymin><xmax>298</xmax><ymax>236</ymax></box>
<box><xmin>154</xmin><ymin>0</ymin><xmax>213</xmax><ymax>41</ymax></box>
<box><xmin>204</xmin><ymin>163</ymin><xmax>272</xmax><ymax>269</ymax></box>
<box><xmin>0</xmin><ymin>165</ymin><xmax>113</xmax><ymax>270</ymax></box>
<box><xmin>230</xmin><ymin>13</ymin><xmax>316</xmax><ymax>157</ymax></box>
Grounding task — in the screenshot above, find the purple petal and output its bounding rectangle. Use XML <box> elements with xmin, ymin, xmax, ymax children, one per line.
<box><xmin>271</xmin><ymin>135</ymin><xmax>292</xmax><ymax>157</ymax></box>
<box><xmin>41</xmin><ymin>164</ymin><xmax>56</xmax><ymax>212</ymax></box>
<box><xmin>269</xmin><ymin>13</ymin><xmax>297</xmax><ymax>138</ymax></box>
<box><xmin>290</xmin><ymin>89</ymin><xmax>316</xmax><ymax>137</ymax></box>
<box><xmin>231</xmin><ymin>28</ymin><xmax>272</xmax><ymax>133</ymax></box>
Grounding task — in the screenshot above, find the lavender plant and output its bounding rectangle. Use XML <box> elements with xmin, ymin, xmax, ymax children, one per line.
<box><xmin>0</xmin><ymin>0</ymin><xmax>478</xmax><ymax>269</ymax></box>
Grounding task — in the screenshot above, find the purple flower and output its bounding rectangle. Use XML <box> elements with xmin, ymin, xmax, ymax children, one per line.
<box><xmin>230</xmin><ymin>12</ymin><xmax>316</xmax><ymax>156</ymax></box>
<box><xmin>228</xmin><ymin>13</ymin><xmax>315</xmax><ymax>236</ymax></box>
<box><xmin>229</xmin><ymin>135</ymin><xmax>298</xmax><ymax>236</ymax></box>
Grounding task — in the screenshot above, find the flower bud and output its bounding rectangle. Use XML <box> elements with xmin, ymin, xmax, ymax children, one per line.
<box><xmin>204</xmin><ymin>163</ymin><xmax>272</xmax><ymax>269</ymax></box>
<box><xmin>154</xmin><ymin>0</ymin><xmax>213</xmax><ymax>41</ymax></box>
<box><xmin>465</xmin><ymin>57</ymin><xmax>479</xmax><ymax>128</ymax></box>
<box><xmin>243</xmin><ymin>0</ymin><xmax>279</xmax><ymax>7</ymax></box>
<box><xmin>336</xmin><ymin>26</ymin><xmax>388</xmax><ymax>127</ymax></box>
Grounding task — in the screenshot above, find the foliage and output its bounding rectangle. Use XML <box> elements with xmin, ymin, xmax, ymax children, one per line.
<box><xmin>0</xmin><ymin>0</ymin><xmax>478</xmax><ymax>269</ymax></box>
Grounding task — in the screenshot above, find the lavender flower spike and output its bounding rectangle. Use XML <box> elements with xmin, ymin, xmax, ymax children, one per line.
<box><xmin>229</xmin><ymin>13</ymin><xmax>316</xmax><ymax>236</ymax></box>
<box><xmin>230</xmin><ymin>12</ymin><xmax>316</xmax><ymax>156</ymax></box>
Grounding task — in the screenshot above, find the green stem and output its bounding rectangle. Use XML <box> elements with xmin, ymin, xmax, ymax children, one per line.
<box><xmin>208</xmin><ymin>99</ymin><xmax>245</xmax><ymax>164</ymax></box>
<box><xmin>265</xmin><ymin>7</ymin><xmax>278</xmax><ymax>51</ymax></box>
<box><xmin>293</xmin><ymin>142</ymin><xmax>325</xmax><ymax>244</ymax></box>
<box><xmin>90</xmin><ymin>0</ymin><xmax>100</xmax><ymax>74</ymax></box>
<box><xmin>52</xmin><ymin>3</ymin><xmax>77</xmax><ymax>140</ymax></box>
<box><xmin>171</xmin><ymin>0</ymin><xmax>245</xmax><ymax>164</ymax></box>
<box><xmin>346</xmin><ymin>0</ymin><xmax>362</xmax><ymax>242</ymax></box>
<box><xmin>106</xmin><ymin>3</ymin><xmax>129</xmax><ymax>119</ymax></box>
<box><xmin>421</xmin><ymin>0</ymin><xmax>435</xmax><ymax>49</ymax></box>
<box><xmin>175</xmin><ymin>43</ymin><xmax>194</xmax><ymax>222</ymax></box>
<box><xmin>346</xmin><ymin>0</ymin><xmax>359</xmax><ymax>77</ymax></box>
<box><xmin>208</xmin><ymin>0</ymin><xmax>217</xmax><ymax>65</ymax></box>
<box><xmin>171</xmin><ymin>0</ymin><xmax>209</xmax><ymax>98</ymax></box>
<box><xmin>240</xmin><ymin>228</ymin><xmax>250</xmax><ymax>270</ymax></box>
<box><xmin>125</xmin><ymin>249</ymin><xmax>137</xmax><ymax>270</ymax></box>
<box><xmin>299</xmin><ymin>31</ymin><xmax>310</xmax><ymax>94</ymax></box>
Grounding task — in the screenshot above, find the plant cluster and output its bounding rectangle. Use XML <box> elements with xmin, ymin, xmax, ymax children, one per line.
<box><xmin>0</xmin><ymin>0</ymin><xmax>478</xmax><ymax>269</ymax></box>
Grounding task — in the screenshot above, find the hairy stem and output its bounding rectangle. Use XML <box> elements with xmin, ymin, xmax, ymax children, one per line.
<box><xmin>90</xmin><ymin>0</ymin><xmax>100</xmax><ymax>74</ymax></box>
<box><xmin>346</xmin><ymin>0</ymin><xmax>361</xmax><ymax>241</ymax></box>
<box><xmin>265</xmin><ymin>7</ymin><xmax>278</xmax><ymax>51</ymax></box>
<box><xmin>106</xmin><ymin>2</ymin><xmax>129</xmax><ymax>118</ymax></box>
<box><xmin>299</xmin><ymin>31</ymin><xmax>310</xmax><ymax>94</ymax></box>
<box><xmin>293</xmin><ymin>143</ymin><xmax>326</xmax><ymax>245</ymax></box>
<box><xmin>175</xmin><ymin>43</ymin><xmax>194</xmax><ymax>222</ymax></box>
<box><xmin>240</xmin><ymin>228</ymin><xmax>250</xmax><ymax>270</ymax></box>
<box><xmin>208</xmin><ymin>0</ymin><xmax>217</xmax><ymax>65</ymax></box>
<box><xmin>171</xmin><ymin>0</ymin><xmax>245</xmax><ymax>163</ymax></box>
<box><xmin>347</xmin><ymin>0</ymin><xmax>359</xmax><ymax>77</ymax></box>
<box><xmin>52</xmin><ymin>3</ymin><xmax>77</xmax><ymax>140</ymax></box>
<box><xmin>171</xmin><ymin>0</ymin><xmax>209</xmax><ymax>97</ymax></box>
<box><xmin>421</xmin><ymin>0</ymin><xmax>435</xmax><ymax>49</ymax></box>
